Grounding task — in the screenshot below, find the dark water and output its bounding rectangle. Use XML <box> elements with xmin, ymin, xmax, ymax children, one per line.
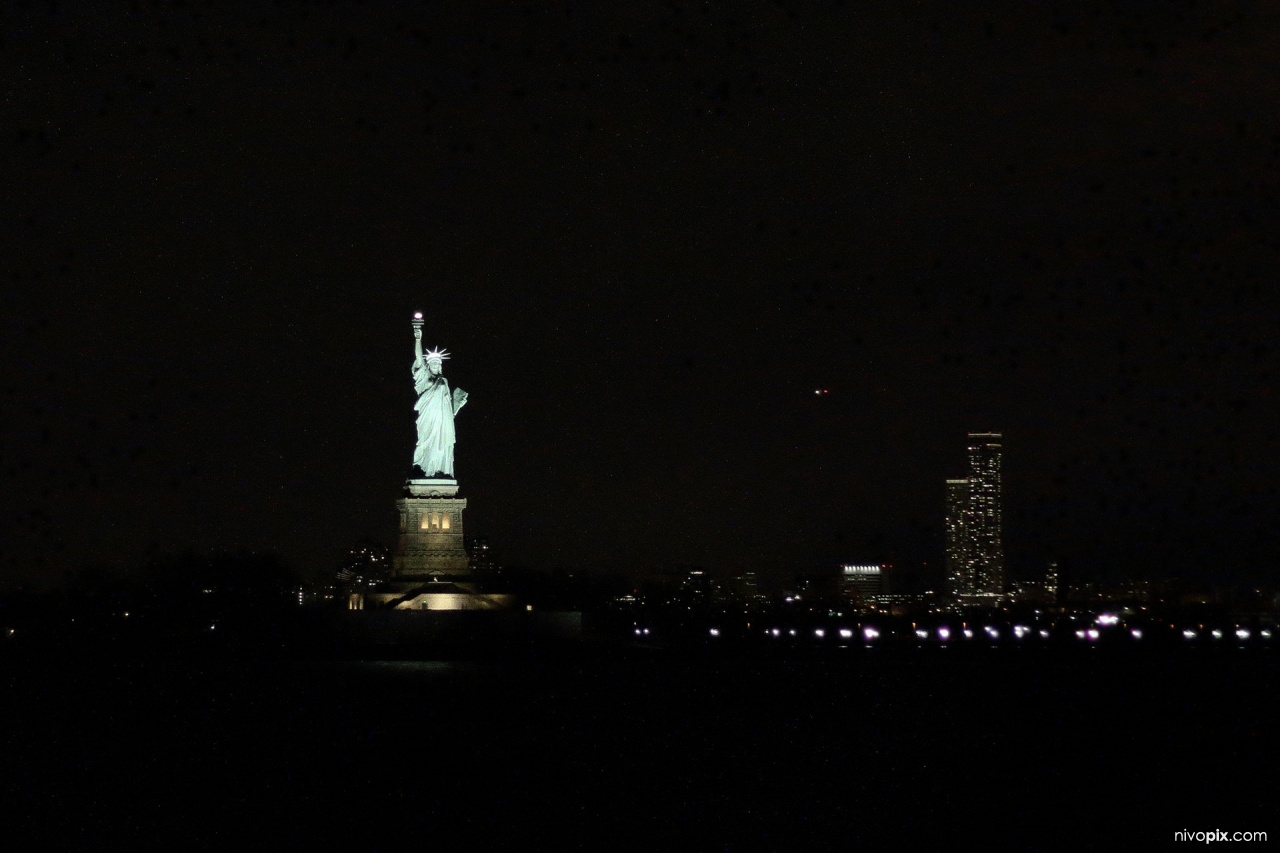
<box><xmin>3</xmin><ymin>649</ymin><xmax>1275</xmax><ymax>849</ymax></box>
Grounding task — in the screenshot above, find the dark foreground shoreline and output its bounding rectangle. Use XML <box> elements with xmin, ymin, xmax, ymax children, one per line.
<box><xmin>2</xmin><ymin>636</ymin><xmax>1274</xmax><ymax>850</ymax></box>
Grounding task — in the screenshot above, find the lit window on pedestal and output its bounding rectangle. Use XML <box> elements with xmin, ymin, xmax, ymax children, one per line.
<box><xmin>442</xmin><ymin>513</ymin><xmax>450</xmax><ymax>530</ymax></box>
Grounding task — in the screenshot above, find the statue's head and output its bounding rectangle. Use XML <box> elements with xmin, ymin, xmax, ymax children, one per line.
<box><xmin>425</xmin><ymin>347</ymin><xmax>450</xmax><ymax>376</ymax></box>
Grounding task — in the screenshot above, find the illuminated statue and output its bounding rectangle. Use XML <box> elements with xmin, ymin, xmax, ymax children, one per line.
<box><xmin>411</xmin><ymin>313</ymin><xmax>467</xmax><ymax>478</ymax></box>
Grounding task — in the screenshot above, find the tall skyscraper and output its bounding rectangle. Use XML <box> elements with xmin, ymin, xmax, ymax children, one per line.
<box><xmin>946</xmin><ymin>433</ymin><xmax>1005</xmax><ymax>597</ymax></box>
<box><xmin>965</xmin><ymin>432</ymin><xmax>1005</xmax><ymax>595</ymax></box>
<box><xmin>945</xmin><ymin>478</ymin><xmax>970</xmax><ymax>595</ymax></box>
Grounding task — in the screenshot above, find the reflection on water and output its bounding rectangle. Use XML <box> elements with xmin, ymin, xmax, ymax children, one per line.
<box><xmin>357</xmin><ymin>659</ymin><xmax>461</xmax><ymax>675</ymax></box>
<box><xmin>300</xmin><ymin>659</ymin><xmax>462</xmax><ymax>674</ymax></box>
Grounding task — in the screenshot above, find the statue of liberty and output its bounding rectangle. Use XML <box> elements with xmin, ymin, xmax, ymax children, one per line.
<box><xmin>410</xmin><ymin>312</ymin><xmax>467</xmax><ymax>478</ymax></box>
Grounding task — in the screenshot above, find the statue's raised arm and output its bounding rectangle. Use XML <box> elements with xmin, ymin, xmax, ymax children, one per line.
<box><xmin>409</xmin><ymin>312</ymin><xmax>466</xmax><ymax>479</ymax></box>
<box><xmin>412</xmin><ymin>312</ymin><xmax>425</xmax><ymax>364</ymax></box>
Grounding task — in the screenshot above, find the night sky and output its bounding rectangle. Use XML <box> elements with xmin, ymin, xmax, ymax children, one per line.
<box><xmin>5</xmin><ymin>1</ymin><xmax>1278</xmax><ymax>587</ymax></box>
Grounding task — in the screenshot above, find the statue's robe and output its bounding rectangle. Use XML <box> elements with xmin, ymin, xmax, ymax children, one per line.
<box><xmin>412</xmin><ymin>360</ymin><xmax>463</xmax><ymax>477</ymax></box>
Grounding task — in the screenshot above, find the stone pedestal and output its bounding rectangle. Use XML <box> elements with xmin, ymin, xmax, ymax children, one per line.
<box><xmin>393</xmin><ymin>494</ymin><xmax>469</xmax><ymax>578</ymax></box>
<box><xmin>407</xmin><ymin>478</ymin><xmax>459</xmax><ymax>497</ymax></box>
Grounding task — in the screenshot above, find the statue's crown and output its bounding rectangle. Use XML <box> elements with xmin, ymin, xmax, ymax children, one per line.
<box><xmin>425</xmin><ymin>348</ymin><xmax>451</xmax><ymax>362</ymax></box>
